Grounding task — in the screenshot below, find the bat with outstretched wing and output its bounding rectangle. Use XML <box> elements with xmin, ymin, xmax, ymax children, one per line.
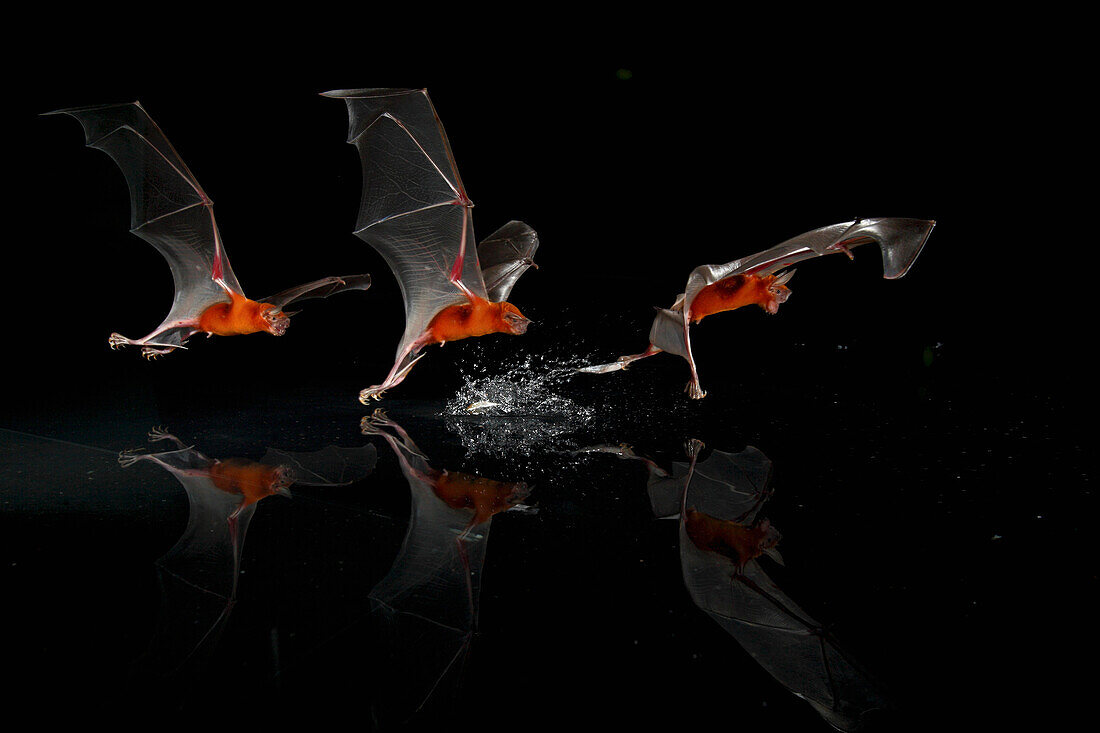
<box><xmin>46</xmin><ymin>101</ymin><xmax>371</xmax><ymax>359</ymax></box>
<box><xmin>360</xmin><ymin>409</ymin><xmax>531</xmax><ymax>720</ymax></box>
<box><xmin>579</xmin><ymin>217</ymin><xmax>935</xmax><ymax>398</ymax></box>
<box><xmin>672</xmin><ymin>443</ymin><xmax>890</xmax><ymax>731</ymax></box>
<box><xmin>323</xmin><ymin>88</ymin><xmax>538</xmax><ymax>402</ymax></box>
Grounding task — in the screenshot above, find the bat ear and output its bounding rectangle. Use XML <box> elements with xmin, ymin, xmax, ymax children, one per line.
<box><xmin>773</xmin><ymin>269</ymin><xmax>796</xmax><ymax>286</ymax></box>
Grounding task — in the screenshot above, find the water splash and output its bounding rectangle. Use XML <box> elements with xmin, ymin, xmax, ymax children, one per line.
<box><xmin>443</xmin><ymin>351</ymin><xmax>597</xmax><ymax>456</ymax></box>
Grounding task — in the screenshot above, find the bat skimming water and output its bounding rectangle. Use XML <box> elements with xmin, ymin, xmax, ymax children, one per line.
<box><xmin>323</xmin><ymin>88</ymin><xmax>539</xmax><ymax>402</ymax></box>
<box><xmin>579</xmin><ymin>217</ymin><xmax>935</xmax><ymax>398</ymax></box>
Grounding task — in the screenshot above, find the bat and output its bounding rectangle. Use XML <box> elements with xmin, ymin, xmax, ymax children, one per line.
<box><xmin>119</xmin><ymin>428</ymin><xmax>377</xmax><ymax>676</ymax></box>
<box><xmin>584</xmin><ymin>439</ymin><xmax>888</xmax><ymax>729</ymax></box>
<box><xmin>46</xmin><ymin>101</ymin><xmax>371</xmax><ymax>359</ymax></box>
<box><xmin>675</xmin><ymin>444</ymin><xmax>890</xmax><ymax>730</ymax></box>
<box><xmin>579</xmin><ymin>217</ymin><xmax>936</xmax><ymax>398</ymax></box>
<box><xmin>323</xmin><ymin>88</ymin><xmax>539</xmax><ymax>402</ymax></box>
<box><xmin>361</xmin><ymin>409</ymin><xmax>530</xmax><ymax>719</ymax></box>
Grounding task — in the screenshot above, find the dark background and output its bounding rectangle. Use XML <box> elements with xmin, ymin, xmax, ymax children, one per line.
<box><xmin>8</xmin><ymin>21</ymin><xmax>1087</xmax><ymax>408</ymax></box>
<box><xmin>4</xmin><ymin>16</ymin><xmax>1093</xmax><ymax>730</ymax></box>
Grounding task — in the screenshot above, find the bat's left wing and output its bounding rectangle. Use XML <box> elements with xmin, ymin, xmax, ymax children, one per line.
<box><xmin>478</xmin><ymin>220</ymin><xmax>539</xmax><ymax>302</ymax></box>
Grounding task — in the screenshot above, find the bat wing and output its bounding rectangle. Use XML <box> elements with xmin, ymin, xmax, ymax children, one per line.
<box><xmin>47</xmin><ymin>102</ymin><xmax>242</xmax><ymax>345</ymax></box>
<box><xmin>683</xmin><ymin>217</ymin><xmax>936</xmax><ymax>317</ymax></box>
<box><xmin>478</xmin><ymin>220</ymin><xmax>539</xmax><ymax>302</ymax></box>
<box><xmin>687</xmin><ymin>446</ymin><xmax>773</xmax><ymax>523</ymax></box>
<box><xmin>258</xmin><ymin>274</ymin><xmax>373</xmax><ymax>311</ymax></box>
<box><xmin>324</xmin><ymin>88</ymin><xmax>488</xmax><ymax>359</ymax></box>
<box><xmin>258</xmin><ymin>444</ymin><xmax>378</xmax><ymax>486</ymax></box>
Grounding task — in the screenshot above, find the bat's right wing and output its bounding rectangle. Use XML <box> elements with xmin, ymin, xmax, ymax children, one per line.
<box><xmin>47</xmin><ymin>102</ymin><xmax>242</xmax><ymax>348</ymax></box>
<box><xmin>323</xmin><ymin>88</ymin><xmax>489</xmax><ymax>360</ymax></box>
<box><xmin>258</xmin><ymin>274</ymin><xmax>373</xmax><ymax>311</ymax></box>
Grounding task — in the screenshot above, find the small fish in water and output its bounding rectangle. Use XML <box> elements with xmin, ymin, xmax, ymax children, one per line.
<box><xmin>466</xmin><ymin>400</ymin><xmax>502</xmax><ymax>413</ymax></box>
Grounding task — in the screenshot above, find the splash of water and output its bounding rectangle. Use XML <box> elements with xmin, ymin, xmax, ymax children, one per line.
<box><xmin>443</xmin><ymin>352</ymin><xmax>597</xmax><ymax>456</ymax></box>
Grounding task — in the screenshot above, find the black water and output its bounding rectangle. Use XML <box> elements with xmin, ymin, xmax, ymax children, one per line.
<box><xmin>2</xmin><ymin>320</ymin><xmax>1090</xmax><ymax>730</ymax></box>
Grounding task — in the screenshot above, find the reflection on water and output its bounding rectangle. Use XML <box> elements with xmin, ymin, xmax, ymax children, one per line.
<box><xmin>119</xmin><ymin>429</ymin><xmax>376</xmax><ymax>676</ymax></box>
<box><xmin>581</xmin><ymin>440</ymin><xmax>887</xmax><ymax>731</ymax></box>
<box><xmin>5</xmin><ymin>362</ymin><xmax>1070</xmax><ymax>731</ymax></box>
<box><xmin>361</xmin><ymin>410</ymin><xmax>534</xmax><ymax>722</ymax></box>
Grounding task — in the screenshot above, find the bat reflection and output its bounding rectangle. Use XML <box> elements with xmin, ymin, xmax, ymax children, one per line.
<box><xmin>324</xmin><ymin>89</ymin><xmax>539</xmax><ymax>402</ymax></box>
<box><xmin>585</xmin><ymin>441</ymin><xmax>887</xmax><ymax>730</ymax></box>
<box><xmin>579</xmin><ymin>217</ymin><xmax>935</xmax><ymax>398</ymax></box>
<box><xmin>47</xmin><ymin>102</ymin><xmax>371</xmax><ymax>358</ymax></box>
<box><xmin>119</xmin><ymin>428</ymin><xmax>376</xmax><ymax>675</ymax></box>
<box><xmin>360</xmin><ymin>409</ymin><xmax>532</xmax><ymax>718</ymax></box>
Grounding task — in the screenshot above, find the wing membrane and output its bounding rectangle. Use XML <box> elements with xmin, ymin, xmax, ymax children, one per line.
<box><xmin>48</xmin><ymin>102</ymin><xmax>241</xmax><ymax>339</ymax></box>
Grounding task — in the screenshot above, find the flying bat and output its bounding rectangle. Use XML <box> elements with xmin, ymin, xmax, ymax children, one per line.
<box><xmin>323</xmin><ymin>88</ymin><xmax>539</xmax><ymax>402</ymax></box>
<box><xmin>579</xmin><ymin>217</ymin><xmax>936</xmax><ymax>398</ymax></box>
<box><xmin>47</xmin><ymin>101</ymin><xmax>371</xmax><ymax>359</ymax></box>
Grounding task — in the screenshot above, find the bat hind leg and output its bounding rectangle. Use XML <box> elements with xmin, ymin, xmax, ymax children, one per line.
<box><xmin>682</xmin><ymin>324</ymin><xmax>706</xmax><ymax>400</ymax></box>
<box><xmin>577</xmin><ymin>344</ymin><xmax>663</xmax><ymax>374</ymax></box>
<box><xmin>109</xmin><ymin>324</ymin><xmax>197</xmax><ymax>358</ymax></box>
<box><xmin>359</xmin><ymin>340</ymin><xmax>429</xmax><ymax>403</ymax></box>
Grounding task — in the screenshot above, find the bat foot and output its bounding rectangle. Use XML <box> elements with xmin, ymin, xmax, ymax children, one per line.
<box><xmin>359</xmin><ymin>387</ymin><xmax>386</xmax><ymax>404</ymax></box>
<box><xmin>685</xmin><ymin>381</ymin><xmax>707</xmax><ymax>400</ymax></box>
<box><xmin>684</xmin><ymin>438</ymin><xmax>705</xmax><ymax>457</ymax></box>
<box><xmin>117</xmin><ymin>449</ymin><xmax>144</xmax><ymax>468</ymax></box>
<box><xmin>577</xmin><ymin>362</ymin><xmax>624</xmax><ymax>374</ymax></box>
<box><xmin>108</xmin><ymin>333</ymin><xmax>131</xmax><ymax>350</ymax></box>
<box><xmin>141</xmin><ymin>347</ymin><xmax>175</xmax><ymax>360</ymax></box>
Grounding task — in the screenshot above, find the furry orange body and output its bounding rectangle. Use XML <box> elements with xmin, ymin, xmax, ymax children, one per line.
<box><xmin>429</xmin><ymin>469</ymin><xmax>527</xmax><ymax>525</ymax></box>
<box><xmin>426</xmin><ymin>295</ymin><xmax>529</xmax><ymax>345</ymax></box>
<box><xmin>208</xmin><ymin>459</ymin><xmax>292</xmax><ymax>510</ymax></box>
<box><xmin>197</xmin><ymin>292</ymin><xmax>286</xmax><ymax>337</ymax></box>
<box><xmin>684</xmin><ymin>508</ymin><xmax>780</xmax><ymax>569</ymax></box>
<box><xmin>689</xmin><ymin>273</ymin><xmax>790</xmax><ymax>323</ymax></box>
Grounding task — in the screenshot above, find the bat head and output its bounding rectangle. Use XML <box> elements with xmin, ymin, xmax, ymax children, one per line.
<box><xmin>259</xmin><ymin>304</ymin><xmax>291</xmax><ymax>336</ymax></box>
<box><xmin>498</xmin><ymin>302</ymin><xmax>531</xmax><ymax>335</ymax></box>
<box><xmin>762</xmin><ymin>270</ymin><xmax>795</xmax><ymax>314</ymax></box>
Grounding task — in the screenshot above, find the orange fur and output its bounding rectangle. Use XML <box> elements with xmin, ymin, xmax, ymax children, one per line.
<box><xmin>426</xmin><ymin>295</ymin><xmax>527</xmax><ymax>344</ymax></box>
<box><xmin>684</xmin><ymin>508</ymin><xmax>779</xmax><ymax>568</ymax></box>
<box><xmin>208</xmin><ymin>459</ymin><xmax>291</xmax><ymax>510</ymax></box>
<box><xmin>429</xmin><ymin>469</ymin><xmax>526</xmax><ymax>525</ymax></box>
<box><xmin>688</xmin><ymin>273</ymin><xmax>784</xmax><ymax>323</ymax></box>
<box><xmin>197</xmin><ymin>292</ymin><xmax>282</xmax><ymax>336</ymax></box>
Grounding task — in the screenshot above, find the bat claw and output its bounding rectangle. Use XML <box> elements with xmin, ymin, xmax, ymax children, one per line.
<box><xmin>359</xmin><ymin>387</ymin><xmax>386</xmax><ymax>404</ymax></box>
<box><xmin>685</xmin><ymin>381</ymin><xmax>707</xmax><ymax>400</ymax></box>
<box><xmin>108</xmin><ymin>333</ymin><xmax>130</xmax><ymax>350</ymax></box>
